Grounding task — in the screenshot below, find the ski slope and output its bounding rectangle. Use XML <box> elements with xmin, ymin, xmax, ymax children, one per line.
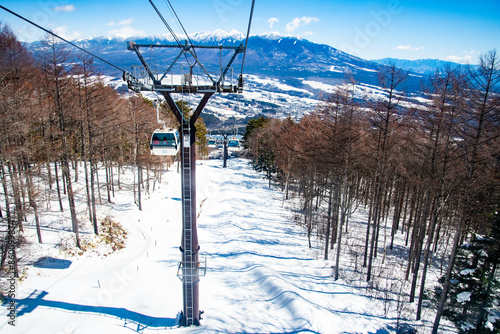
<box><xmin>2</xmin><ymin>159</ymin><xmax>408</xmax><ymax>333</ymax></box>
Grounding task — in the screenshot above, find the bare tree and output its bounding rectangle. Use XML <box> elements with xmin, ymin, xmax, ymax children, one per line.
<box><xmin>366</xmin><ymin>64</ymin><xmax>408</xmax><ymax>281</ymax></box>
<box><xmin>433</xmin><ymin>50</ymin><xmax>500</xmax><ymax>333</ymax></box>
<box><xmin>38</xmin><ymin>34</ymin><xmax>81</xmax><ymax>249</ymax></box>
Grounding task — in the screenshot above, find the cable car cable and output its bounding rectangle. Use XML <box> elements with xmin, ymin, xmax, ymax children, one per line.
<box><xmin>240</xmin><ymin>0</ymin><xmax>255</xmax><ymax>77</ymax></box>
<box><xmin>0</xmin><ymin>5</ymin><xmax>127</xmax><ymax>74</ymax></box>
<box><xmin>148</xmin><ymin>0</ymin><xmax>195</xmax><ymax>74</ymax></box>
<box><xmin>147</xmin><ymin>0</ymin><xmax>182</xmax><ymax>46</ymax></box>
<box><xmin>164</xmin><ymin>0</ymin><xmax>199</xmax><ymax>61</ymax></box>
<box><xmin>163</xmin><ymin>0</ymin><xmax>206</xmax><ymax>86</ymax></box>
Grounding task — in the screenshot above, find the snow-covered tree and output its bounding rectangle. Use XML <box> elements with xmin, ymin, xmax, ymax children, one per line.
<box><xmin>434</xmin><ymin>210</ymin><xmax>500</xmax><ymax>333</ymax></box>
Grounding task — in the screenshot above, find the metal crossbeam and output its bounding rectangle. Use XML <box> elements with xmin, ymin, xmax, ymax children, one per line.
<box><xmin>125</xmin><ymin>41</ymin><xmax>244</xmax><ymax>94</ymax></box>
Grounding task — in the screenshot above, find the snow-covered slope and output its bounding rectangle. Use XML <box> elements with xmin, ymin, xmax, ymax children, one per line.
<box><xmin>0</xmin><ymin>159</ymin><xmax>431</xmax><ymax>333</ymax></box>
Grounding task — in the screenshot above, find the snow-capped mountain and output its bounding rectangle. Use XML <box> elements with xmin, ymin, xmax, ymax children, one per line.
<box><xmin>61</xmin><ymin>30</ymin><xmax>386</xmax><ymax>81</ymax></box>
<box><xmin>26</xmin><ymin>30</ymin><xmax>435</xmax><ymax>128</ymax></box>
<box><xmin>30</xmin><ymin>30</ymin><xmax>394</xmax><ymax>82</ymax></box>
<box><xmin>372</xmin><ymin>57</ymin><xmax>471</xmax><ymax>75</ymax></box>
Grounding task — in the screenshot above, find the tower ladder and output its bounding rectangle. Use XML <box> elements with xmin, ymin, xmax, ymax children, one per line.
<box><xmin>181</xmin><ymin>125</ymin><xmax>196</xmax><ymax>326</ymax></box>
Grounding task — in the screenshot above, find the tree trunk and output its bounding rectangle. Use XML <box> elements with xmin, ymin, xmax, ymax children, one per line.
<box><xmin>105</xmin><ymin>155</ymin><xmax>111</xmax><ymax>203</ymax></box>
<box><xmin>90</xmin><ymin>162</ymin><xmax>98</xmax><ymax>235</ymax></box>
<box><xmin>137</xmin><ymin>165</ymin><xmax>143</xmax><ymax>211</ymax></box>
<box><xmin>8</xmin><ymin>162</ymin><xmax>24</xmax><ymax>232</ymax></box>
<box><xmin>95</xmin><ymin>162</ymin><xmax>102</xmax><ymax>205</ymax></box>
<box><xmin>26</xmin><ymin>166</ymin><xmax>43</xmax><ymax>243</ymax></box>
<box><xmin>324</xmin><ymin>184</ymin><xmax>334</xmax><ymax>260</ymax></box>
<box><xmin>61</xmin><ymin>155</ymin><xmax>81</xmax><ymax>249</ymax></box>
<box><xmin>54</xmin><ymin>161</ymin><xmax>64</xmax><ymax>212</ymax></box>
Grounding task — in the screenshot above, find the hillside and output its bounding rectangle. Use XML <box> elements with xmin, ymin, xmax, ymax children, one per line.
<box><xmin>26</xmin><ymin>31</ymin><xmax>432</xmax><ymax>128</ymax></box>
<box><xmin>371</xmin><ymin>58</ymin><xmax>469</xmax><ymax>75</ymax></box>
<box><xmin>0</xmin><ymin>159</ymin><xmax>457</xmax><ymax>333</ymax></box>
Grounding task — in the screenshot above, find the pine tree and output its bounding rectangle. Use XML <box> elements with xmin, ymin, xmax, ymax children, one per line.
<box><xmin>242</xmin><ymin>116</ymin><xmax>268</xmax><ymax>150</ymax></box>
<box><xmin>434</xmin><ymin>212</ymin><xmax>500</xmax><ymax>333</ymax></box>
<box><xmin>196</xmin><ymin>117</ymin><xmax>208</xmax><ymax>159</ymax></box>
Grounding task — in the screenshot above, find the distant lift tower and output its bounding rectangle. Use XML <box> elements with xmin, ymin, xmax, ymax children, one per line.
<box><xmin>124</xmin><ymin>37</ymin><xmax>247</xmax><ymax>326</ymax></box>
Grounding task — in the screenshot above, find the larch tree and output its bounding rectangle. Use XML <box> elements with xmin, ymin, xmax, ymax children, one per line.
<box><xmin>433</xmin><ymin>50</ymin><xmax>500</xmax><ymax>333</ymax></box>
<box><xmin>38</xmin><ymin>34</ymin><xmax>81</xmax><ymax>249</ymax></box>
<box><xmin>366</xmin><ymin>63</ymin><xmax>409</xmax><ymax>281</ymax></box>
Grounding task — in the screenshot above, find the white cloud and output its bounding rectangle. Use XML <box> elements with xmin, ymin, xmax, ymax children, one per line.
<box><xmin>107</xmin><ymin>26</ymin><xmax>146</xmax><ymax>39</ymax></box>
<box><xmin>267</xmin><ymin>17</ymin><xmax>279</xmax><ymax>29</ymax></box>
<box><xmin>53</xmin><ymin>5</ymin><xmax>75</xmax><ymax>12</ymax></box>
<box><xmin>118</xmin><ymin>18</ymin><xmax>134</xmax><ymax>26</ymax></box>
<box><xmin>106</xmin><ymin>18</ymin><xmax>134</xmax><ymax>27</ymax></box>
<box><xmin>53</xmin><ymin>25</ymin><xmax>81</xmax><ymax>40</ymax></box>
<box><xmin>395</xmin><ymin>45</ymin><xmax>424</xmax><ymax>51</ymax></box>
<box><xmin>445</xmin><ymin>50</ymin><xmax>480</xmax><ymax>64</ymax></box>
<box><xmin>285</xmin><ymin>17</ymin><xmax>319</xmax><ymax>33</ymax></box>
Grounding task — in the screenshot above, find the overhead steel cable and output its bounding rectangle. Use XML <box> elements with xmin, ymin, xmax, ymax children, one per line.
<box><xmin>148</xmin><ymin>0</ymin><xmax>194</xmax><ymax>74</ymax></box>
<box><xmin>164</xmin><ymin>0</ymin><xmax>199</xmax><ymax>62</ymax></box>
<box><xmin>240</xmin><ymin>0</ymin><xmax>256</xmax><ymax>77</ymax></box>
<box><xmin>147</xmin><ymin>0</ymin><xmax>182</xmax><ymax>46</ymax></box>
<box><xmin>0</xmin><ymin>5</ymin><xmax>127</xmax><ymax>74</ymax></box>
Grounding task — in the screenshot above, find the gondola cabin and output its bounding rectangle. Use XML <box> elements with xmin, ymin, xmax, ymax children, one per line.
<box><xmin>228</xmin><ymin>138</ymin><xmax>240</xmax><ymax>148</ymax></box>
<box><xmin>150</xmin><ymin>129</ymin><xmax>180</xmax><ymax>156</ymax></box>
<box><xmin>207</xmin><ymin>137</ymin><xmax>218</xmax><ymax>148</ymax></box>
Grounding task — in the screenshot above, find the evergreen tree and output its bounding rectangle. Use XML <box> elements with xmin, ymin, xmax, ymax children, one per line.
<box><xmin>242</xmin><ymin>116</ymin><xmax>268</xmax><ymax>149</ymax></box>
<box><xmin>434</xmin><ymin>210</ymin><xmax>500</xmax><ymax>333</ymax></box>
<box><xmin>196</xmin><ymin>117</ymin><xmax>208</xmax><ymax>159</ymax></box>
<box><xmin>168</xmin><ymin>99</ymin><xmax>208</xmax><ymax>158</ymax></box>
<box><xmin>244</xmin><ymin>117</ymin><xmax>278</xmax><ymax>187</ymax></box>
<box><xmin>253</xmin><ymin>141</ymin><xmax>277</xmax><ymax>187</ymax></box>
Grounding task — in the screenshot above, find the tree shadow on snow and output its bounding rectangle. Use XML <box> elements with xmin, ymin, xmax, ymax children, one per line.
<box><xmin>12</xmin><ymin>290</ymin><xmax>179</xmax><ymax>332</ymax></box>
<box><xmin>32</xmin><ymin>257</ymin><xmax>72</xmax><ymax>269</ymax></box>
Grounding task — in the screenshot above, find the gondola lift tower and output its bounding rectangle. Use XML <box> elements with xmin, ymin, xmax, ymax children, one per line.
<box><xmin>123</xmin><ymin>0</ymin><xmax>255</xmax><ymax>327</ymax></box>
<box><xmin>0</xmin><ymin>0</ymin><xmax>253</xmax><ymax>327</ymax></box>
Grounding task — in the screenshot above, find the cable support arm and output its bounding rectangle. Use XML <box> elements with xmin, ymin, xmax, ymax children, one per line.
<box><xmin>129</xmin><ymin>43</ymin><xmax>242</xmax><ymax>50</ymax></box>
<box><xmin>127</xmin><ymin>42</ymin><xmax>159</xmax><ymax>84</ymax></box>
<box><xmin>217</xmin><ymin>44</ymin><xmax>245</xmax><ymax>87</ymax></box>
<box><xmin>128</xmin><ymin>42</ymin><xmax>243</xmax><ymax>90</ymax></box>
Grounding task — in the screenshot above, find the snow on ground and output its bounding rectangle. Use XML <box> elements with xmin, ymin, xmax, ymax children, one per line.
<box><xmin>1</xmin><ymin>159</ymin><xmax>449</xmax><ymax>333</ymax></box>
<box><xmin>302</xmin><ymin>80</ymin><xmax>338</xmax><ymax>93</ymax></box>
<box><xmin>246</xmin><ymin>75</ymin><xmax>314</xmax><ymax>96</ymax></box>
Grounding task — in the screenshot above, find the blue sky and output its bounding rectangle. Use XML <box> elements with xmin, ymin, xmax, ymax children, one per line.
<box><xmin>0</xmin><ymin>0</ymin><xmax>499</xmax><ymax>64</ymax></box>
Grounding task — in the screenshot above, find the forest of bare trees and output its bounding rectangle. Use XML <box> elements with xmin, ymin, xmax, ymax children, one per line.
<box><xmin>0</xmin><ymin>24</ymin><xmax>202</xmax><ymax>276</ymax></box>
<box><xmin>1</xmin><ymin>19</ymin><xmax>499</xmax><ymax>332</ymax></box>
<box><xmin>245</xmin><ymin>54</ymin><xmax>500</xmax><ymax>332</ymax></box>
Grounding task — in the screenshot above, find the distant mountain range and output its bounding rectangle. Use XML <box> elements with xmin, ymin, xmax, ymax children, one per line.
<box><xmin>24</xmin><ymin>31</ymin><xmax>469</xmax><ymax>127</ymax></box>
<box><xmin>28</xmin><ymin>30</ymin><xmax>457</xmax><ymax>90</ymax></box>
<box><xmin>371</xmin><ymin>57</ymin><xmax>469</xmax><ymax>75</ymax></box>
<box><xmin>27</xmin><ymin>30</ymin><xmax>470</xmax><ymax>90</ymax></box>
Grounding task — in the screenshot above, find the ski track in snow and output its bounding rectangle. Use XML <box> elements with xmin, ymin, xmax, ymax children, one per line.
<box><xmin>3</xmin><ymin>159</ymin><xmax>403</xmax><ymax>333</ymax></box>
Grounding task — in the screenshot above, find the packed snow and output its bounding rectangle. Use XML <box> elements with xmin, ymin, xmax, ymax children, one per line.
<box><xmin>1</xmin><ymin>158</ymin><xmax>454</xmax><ymax>333</ymax></box>
<box><xmin>456</xmin><ymin>291</ymin><xmax>472</xmax><ymax>303</ymax></box>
